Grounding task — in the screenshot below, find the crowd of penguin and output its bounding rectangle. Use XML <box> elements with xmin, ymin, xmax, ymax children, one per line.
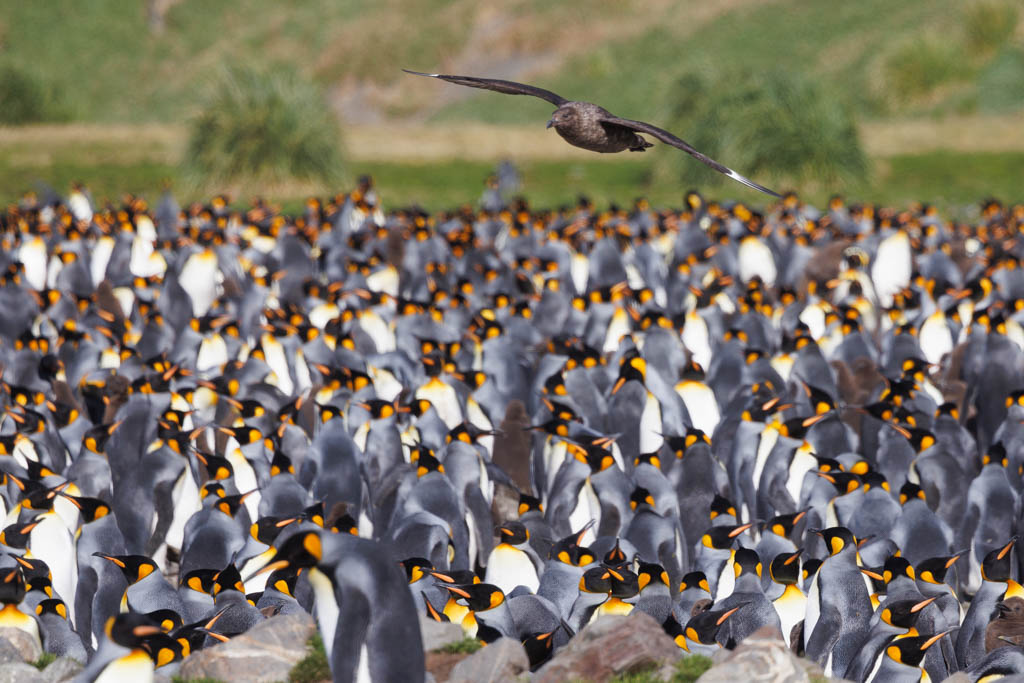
<box><xmin>1</xmin><ymin>177</ymin><xmax>1024</xmax><ymax>682</ymax></box>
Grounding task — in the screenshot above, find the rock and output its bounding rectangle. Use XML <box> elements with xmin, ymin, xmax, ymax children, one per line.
<box><xmin>0</xmin><ymin>662</ymin><xmax>46</xmax><ymax>683</ymax></box>
<box><xmin>420</xmin><ymin>615</ymin><xmax>466</xmax><ymax>651</ymax></box>
<box><xmin>41</xmin><ymin>657</ymin><xmax>83</xmax><ymax>682</ymax></box>
<box><xmin>0</xmin><ymin>640</ymin><xmax>22</xmax><ymax>665</ymax></box>
<box><xmin>448</xmin><ymin>637</ymin><xmax>529</xmax><ymax>683</ymax></box>
<box><xmin>533</xmin><ymin>611</ymin><xmax>682</xmax><ymax>682</ymax></box>
<box><xmin>0</xmin><ymin>628</ymin><xmax>41</xmax><ymax>664</ymax></box>
<box><xmin>698</xmin><ymin>626</ymin><xmax>811</xmax><ymax>683</ymax></box>
<box><xmin>940</xmin><ymin>675</ymin><xmax>972</xmax><ymax>683</ymax></box>
<box><xmin>178</xmin><ymin>611</ymin><xmax>317</xmax><ymax>682</ymax></box>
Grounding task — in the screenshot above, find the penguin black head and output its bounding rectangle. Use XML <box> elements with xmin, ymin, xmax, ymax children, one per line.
<box><xmin>264</xmin><ymin>565</ymin><xmax>302</xmax><ymax>600</ymax></box>
<box><xmin>899</xmin><ymin>481</ymin><xmax>927</xmax><ymax>505</ymax></box>
<box><xmin>194</xmin><ymin>451</ymin><xmax>234</xmax><ymax>481</ymax></box>
<box><xmin>884</xmin><ymin>556</ymin><xmax>916</xmax><ymax>585</ymax></box>
<box><xmin>665</xmin><ymin>428</ymin><xmax>711</xmax><ymax>458</ymax></box>
<box><xmin>400</xmin><ymin>557</ymin><xmax>433</xmax><ymax>584</ymax></box>
<box><xmin>105</xmin><ymin>613</ymin><xmax>164</xmax><ymax>649</ymax></box>
<box><xmin>607</xmin><ymin>566</ymin><xmax>640</xmax><ymax>599</ymax></box>
<box><xmin>915</xmin><ymin>554</ymin><xmax>962</xmax><ymax>586</ymax></box>
<box><xmin>765</xmin><ymin>510</ymin><xmax>807</xmax><ymax>539</ymax></box>
<box><xmin>880</xmin><ymin>596</ymin><xmax>936</xmax><ymax>629</ymax></box>
<box><xmin>636</xmin><ymin>562</ymin><xmax>670</xmax><ymax>592</ymax></box>
<box><xmin>814</xmin><ymin>470</ymin><xmax>861</xmax><ymax>496</ymax></box>
<box><xmin>700</xmin><ymin>523</ymin><xmax>754</xmax><ymax>550</ymax></box>
<box><xmin>802</xmin><ymin>559</ymin><xmax>823</xmax><ymax>583</ymax></box>
<box><xmin>859</xmin><ymin>470</ymin><xmax>890</xmax><ymax>493</ymax></box>
<box><xmin>603</xmin><ymin>540</ymin><xmax>629</xmax><ymax>568</ymax></box>
<box><xmin>708</xmin><ymin>494</ymin><xmax>737</xmax><ymax>521</ymax></box>
<box><xmin>35</xmin><ymin>598</ymin><xmax>69</xmax><ymax>620</ymax></box>
<box><xmin>769</xmin><ymin>550</ymin><xmax>802</xmax><ymax>585</ymax></box>
<box><xmin>634</xmin><ymin>451</ymin><xmax>662</xmax><ymax>469</ymax></box>
<box><xmin>629</xmin><ymin>486</ymin><xmax>656</xmax><ymax>512</ymax></box>
<box><xmin>496</xmin><ymin>522</ymin><xmax>529</xmax><ymax>546</ymax></box>
<box><xmin>144</xmin><ymin>608</ymin><xmax>184</xmax><ymax>633</ymax></box>
<box><xmin>522</xmin><ymin>629</ymin><xmax>558</xmax><ymax>670</ymax></box>
<box><xmin>269</xmin><ymin>451</ymin><xmax>295</xmax><ymax>477</ymax></box>
<box><xmin>94</xmin><ymin>554</ymin><xmax>159</xmax><ymax>584</ymax></box>
<box><xmin>213</xmin><ymin>491</ymin><xmax>257</xmax><ymax>518</ymax></box>
<box><xmin>884</xmin><ymin>631</ymin><xmax>953</xmax><ymax>668</ymax></box>
<box><xmin>0</xmin><ymin>566</ymin><xmax>26</xmax><ymax>605</ymax></box>
<box><xmin>249</xmin><ymin>516</ymin><xmax>299</xmax><ymax>546</ymax></box>
<box><xmin>517</xmin><ymin>494</ymin><xmax>543</xmax><ymax>518</ymax></box>
<box><xmin>579</xmin><ymin>567</ymin><xmax>614</xmax><ymax>594</ymax></box>
<box><xmin>412</xmin><ymin>447</ymin><xmax>445</xmax><ymax>477</ymax></box>
<box><xmin>684</xmin><ymin>604</ymin><xmax>744</xmax><ymax>646</ymax></box>
<box><xmin>983</xmin><ymin>442</ymin><xmax>1010</xmax><ymax>468</ymax></box>
<box><xmin>212</xmin><ymin>564</ymin><xmax>246</xmax><ymax>596</ymax></box>
<box><xmin>253</xmin><ymin>530</ymin><xmax>323</xmax><ymax>576</ymax></box>
<box><xmin>982</xmin><ymin>537</ymin><xmax>1018</xmax><ymax>582</ymax></box>
<box><xmin>732</xmin><ymin>548</ymin><xmax>762</xmax><ymax>579</ymax></box>
<box><xmin>611</xmin><ymin>350</ymin><xmax>646</xmax><ymax>394</ymax></box>
<box><xmin>445</xmin><ymin>583</ymin><xmax>505</xmax><ymax>612</ymax></box>
<box><xmin>680</xmin><ymin>571</ymin><xmax>711</xmax><ymax>595</ymax></box>
<box><xmin>811</xmin><ymin>527</ymin><xmax>857</xmax><ymax>556</ymax></box>
<box><xmin>0</xmin><ymin>520</ymin><xmax>38</xmax><ymax>549</ymax></box>
<box><xmin>61</xmin><ymin>495</ymin><xmax>112</xmax><ymax>524</ymax></box>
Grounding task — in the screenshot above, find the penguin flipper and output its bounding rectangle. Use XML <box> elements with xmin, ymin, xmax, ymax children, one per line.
<box><xmin>804</xmin><ymin>604</ymin><xmax>841</xmax><ymax>666</ymax></box>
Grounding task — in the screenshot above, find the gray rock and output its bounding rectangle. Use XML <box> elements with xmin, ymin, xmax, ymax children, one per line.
<box><xmin>420</xmin><ymin>615</ymin><xmax>466</xmax><ymax>651</ymax></box>
<box><xmin>178</xmin><ymin>611</ymin><xmax>317</xmax><ymax>682</ymax></box>
<box><xmin>448</xmin><ymin>637</ymin><xmax>529</xmax><ymax>683</ymax></box>
<box><xmin>0</xmin><ymin>640</ymin><xmax>22</xmax><ymax>665</ymax></box>
<box><xmin>533</xmin><ymin>611</ymin><xmax>682</xmax><ymax>682</ymax></box>
<box><xmin>41</xmin><ymin>657</ymin><xmax>83</xmax><ymax>682</ymax></box>
<box><xmin>0</xmin><ymin>662</ymin><xmax>46</xmax><ymax>683</ymax></box>
<box><xmin>0</xmin><ymin>628</ymin><xmax>41</xmax><ymax>664</ymax></box>
<box><xmin>940</xmin><ymin>675</ymin><xmax>972</xmax><ymax>683</ymax></box>
<box><xmin>698</xmin><ymin>626</ymin><xmax>810</xmax><ymax>683</ymax></box>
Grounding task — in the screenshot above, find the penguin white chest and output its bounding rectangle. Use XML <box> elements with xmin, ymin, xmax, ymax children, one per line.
<box><xmin>738</xmin><ymin>236</ymin><xmax>777</xmax><ymax>287</ymax></box>
<box><xmin>484</xmin><ymin>544</ymin><xmax>540</xmax><ymax>594</ymax></box>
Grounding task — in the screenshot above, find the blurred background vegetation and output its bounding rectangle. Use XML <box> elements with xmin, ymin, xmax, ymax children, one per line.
<box><xmin>1</xmin><ymin>0</ymin><xmax>1023</xmax><ymax>211</ymax></box>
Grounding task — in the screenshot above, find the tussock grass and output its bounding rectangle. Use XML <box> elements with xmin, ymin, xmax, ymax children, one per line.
<box><xmin>182</xmin><ymin>66</ymin><xmax>345</xmax><ymax>191</ymax></box>
<box><xmin>964</xmin><ymin>0</ymin><xmax>1019</xmax><ymax>56</ymax></box>
<box><xmin>0</xmin><ymin>65</ymin><xmax>69</xmax><ymax>124</ymax></box>
<box><xmin>882</xmin><ymin>38</ymin><xmax>972</xmax><ymax>104</ymax></box>
<box><xmin>656</xmin><ymin>69</ymin><xmax>868</xmax><ymax>191</ymax></box>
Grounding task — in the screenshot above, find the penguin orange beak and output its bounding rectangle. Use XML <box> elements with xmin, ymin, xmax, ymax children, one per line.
<box><xmin>247</xmin><ymin>559</ymin><xmax>290</xmax><ymax>579</ymax></box>
<box><xmin>716</xmin><ymin>606</ymin><xmax>742</xmax><ymax>625</ymax></box>
<box><xmin>911</xmin><ymin>596</ymin><xmax>937</xmax><ymax>612</ymax></box>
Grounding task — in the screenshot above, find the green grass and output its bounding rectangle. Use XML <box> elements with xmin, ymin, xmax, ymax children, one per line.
<box><xmin>672</xmin><ymin>655</ymin><xmax>713</xmax><ymax>682</ymax></box>
<box><xmin>289</xmin><ymin>633</ymin><xmax>330</xmax><ymax>683</ymax></box>
<box><xmin>5</xmin><ymin>149</ymin><xmax>1024</xmax><ymax>219</ymax></box>
<box><xmin>434</xmin><ymin>637</ymin><xmax>483</xmax><ymax>655</ymax></box>
<box><xmin>602</xmin><ymin>655</ymin><xmax>713</xmax><ymax>683</ymax></box>
<box><xmin>31</xmin><ymin>652</ymin><xmax>57</xmax><ymax>671</ymax></box>
<box><xmin>435</xmin><ymin>0</ymin><xmax>963</xmax><ymax>124</ymax></box>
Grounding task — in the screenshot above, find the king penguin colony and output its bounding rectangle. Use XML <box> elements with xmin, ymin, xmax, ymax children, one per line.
<box><xmin>1</xmin><ymin>183</ymin><xmax>1024</xmax><ymax>682</ymax></box>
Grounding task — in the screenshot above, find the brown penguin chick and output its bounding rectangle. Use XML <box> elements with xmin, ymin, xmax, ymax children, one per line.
<box><xmin>491</xmin><ymin>399</ymin><xmax>533</xmax><ymax>495</ymax></box>
<box><xmin>986</xmin><ymin>596</ymin><xmax>1024</xmax><ymax>652</ymax></box>
<box><xmin>404</xmin><ymin>70</ymin><xmax>779</xmax><ymax>197</ymax></box>
<box><xmin>800</xmin><ymin>239</ymin><xmax>851</xmax><ymax>290</ymax></box>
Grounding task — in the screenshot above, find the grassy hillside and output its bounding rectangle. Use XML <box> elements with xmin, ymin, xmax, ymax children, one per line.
<box><xmin>1</xmin><ymin>0</ymin><xmax>1023</xmax><ymax>210</ymax></box>
<box><xmin>2</xmin><ymin>0</ymin><xmax>1017</xmax><ymax>124</ymax></box>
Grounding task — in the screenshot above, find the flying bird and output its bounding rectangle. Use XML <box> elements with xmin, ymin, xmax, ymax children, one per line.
<box><xmin>404</xmin><ymin>69</ymin><xmax>781</xmax><ymax>197</ymax></box>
